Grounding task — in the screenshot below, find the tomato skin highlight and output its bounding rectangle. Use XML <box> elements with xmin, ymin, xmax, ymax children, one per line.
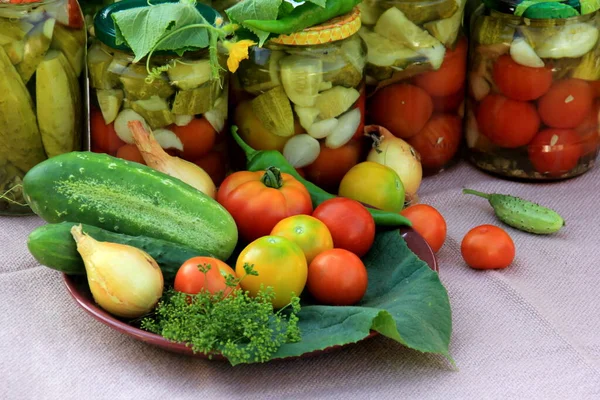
<box><xmin>174</xmin><ymin>257</ymin><xmax>238</xmax><ymax>297</ymax></box>
<box><xmin>217</xmin><ymin>169</ymin><xmax>313</xmax><ymax>243</ymax></box>
<box><xmin>400</xmin><ymin>204</ymin><xmax>447</xmax><ymax>253</ymax></box>
<box><xmin>367</xmin><ymin>83</ymin><xmax>434</xmax><ymax>139</ymax></box>
<box><xmin>312</xmin><ymin>198</ymin><xmax>375</xmax><ymax>257</ymax></box>
<box><xmin>492</xmin><ymin>55</ymin><xmax>553</xmax><ymax>101</ymax></box>
<box><xmin>235</xmin><ymin>236</ymin><xmax>308</xmax><ymax>309</ymax></box>
<box><xmin>307</xmin><ymin>249</ymin><xmax>368</xmax><ymax>306</ymax></box>
<box><xmin>408</xmin><ymin>114</ymin><xmax>462</xmax><ymax>170</ymax></box>
<box><xmin>270</xmin><ymin>215</ymin><xmax>334</xmax><ymax>264</ymax></box>
<box><xmin>528</xmin><ymin>128</ymin><xmax>583</xmax><ymax>177</ymax></box>
<box><xmin>537</xmin><ymin>79</ymin><xmax>594</xmax><ymax>129</ymax></box>
<box><xmin>461</xmin><ymin>225</ymin><xmax>515</xmax><ymax>270</ymax></box>
<box><xmin>414</xmin><ymin>37</ymin><xmax>468</xmax><ymax>98</ymax></box>
<box><xmin>477</xmin><ymin>94</ymin><xmax>540</xmax><ymax>148</ymax></box>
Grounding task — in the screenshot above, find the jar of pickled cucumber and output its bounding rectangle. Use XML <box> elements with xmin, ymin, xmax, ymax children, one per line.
<box><xmin>465</xmin><ymin>1</ymin><xmax>600</xmax><ymax>180</ymax></box>
<box><xmin>230</xmin><ymin>8</ymin><xmax>367</xmax><ymax>193</ymax></box>
<box><xmin>0</xmin><ymin>0</ymin><xmax>86</xmax><ymax>215</ymax></box>
<box><xmin>358</xmin><ymin>0</ymin><xmax>468</xmax><ymax>175</ymax></box>
<box><xmin>88</xmin><ymin>0</ymin><xmax>229</xmax><ymax>185</ymax></box>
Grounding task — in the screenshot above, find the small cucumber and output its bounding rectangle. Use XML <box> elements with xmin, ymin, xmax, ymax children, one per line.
<box><xmin>463</xmin><ymin>188</ymin><xmax>565</xmax><ymax>235</ymax></box>
<box><xmin>28</xmin><ymin>222</ymin><xmax>213</xmax><ymax>282</ymax></box>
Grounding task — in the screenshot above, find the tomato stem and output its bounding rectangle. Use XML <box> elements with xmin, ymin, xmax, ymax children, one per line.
<box><xmin>462</xmin><ymin>188</ymin><xmax>490</xmax><ymax>199</ymax></box>
<box><xmin>261</xmin><ymin>166</ymin><xmax>284</xmax><ymax>189</ymax></box>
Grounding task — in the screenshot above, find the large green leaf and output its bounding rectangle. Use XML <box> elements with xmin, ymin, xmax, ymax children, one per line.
<box><xmin>272</xmin><ymin>229</ymin><xmax>453</xmax><ymax>360</ymax></box>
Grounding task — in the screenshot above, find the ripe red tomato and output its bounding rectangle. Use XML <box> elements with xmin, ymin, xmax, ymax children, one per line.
<box><xmin>307</xmin><ymin>248</ymin><xmax>368</xmax><ymax>306</ymax></box>
<box><xmin>304</xmin><ymin>140</ymin><xmax>363</xmax><ymax>192</ymax></box>
<box><xmin>527</xmin><ymin>128</ymin><xmax>583</xmax><ymax>176</ymax></box>
<box><xmin>174</xmin><ymin>257</ymin><xmax>238</xmax><ymax>297</ymax></box>
<box><xmin>407</xmin><ymin>114</ymin><xmax>462</xmax><ymax>170</ymax></box>
<box><xmin>116</xmin><ymin>144</ymin><xmax>145</xmax><ymax>164</ymax></box>
<box><xmin>576</xmin><ymin>100</ymin><xmax>600</xmax><ymax>156</ymax></box>
<box><xmin>171</xmin><ymin>117</ymin><xmax>217</xmax><ymax>160</ymax></box>
<box><xmin>193</xmin><ymin>150</ymin><xmax>226</xmax><ymax>186</ymax></box>
<box><xmin>492</xmin><ymin>55</ymin><xmax>553</xmax><ymax>101</ymax></box>
<box><xmin>538</xmin><ymin>79</ymin><xmax>594</xmax><ymax>129</ymax></box>
<box><xmin>461</xmin><ymin>225</ymin><xmax>515</xmax><ymax>270</ymax></box>
<box><xmin>312</xmin><ymin>198</ymin><xmax>375</xmax><ymax>257</ymax></box>
<box><xmin>90</xmin><ymin>109</ymin><xmax>125</xmax><ymax>155</ymax></box>
<box><xmin>477</xmin><ymin>94</ymin><xmax>540</xmax><ymax>148</ymax></box>
<box><xmin>431</xmin><ymin>86</ymin><xmax>465</xmax><ymax>113</ymax></box>
<box><xmin>414</xmin><ymin>37</ymin><xmax>468</xmax><ymax>98</ymax></box>
<box><xmin>217</xmin><ymin>167</ymin><xmax>313</xmax><ymax>243</ymax></box>
<box><xmin>400</xmin><ymin>204</ymin><xmax>447</xmax><ymax>253</ymax></box>
<box><xmin>367</xmin><ymin>83</ymin><xmax>433</xmax><ymax>139</ymax></box>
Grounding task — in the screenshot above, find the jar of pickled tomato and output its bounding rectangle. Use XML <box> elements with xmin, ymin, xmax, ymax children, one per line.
<box><xmin>230</xmin><ymin>7</ymin><xmax>367</xmax><ymax>193</ymax></box>
<box><xmin>359</xmin><ymin>0</ymin><xmax>468</xmax><ymax>175</ymax></box>
<box><xmin>88</xmin><ymin>0</ymin><xmax>229</xmax><ymax>185</ymax></box>
<box><xmin>465</xmin><ymin>1</ymin><xmax>600</xmax><ymax>180</ymax></box>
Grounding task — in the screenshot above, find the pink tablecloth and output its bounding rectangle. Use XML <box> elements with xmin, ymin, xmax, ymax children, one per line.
<box><xmin>2</xmin><ymin>161</ymin><xmax>600</xmax><ymax>399</ymax></box>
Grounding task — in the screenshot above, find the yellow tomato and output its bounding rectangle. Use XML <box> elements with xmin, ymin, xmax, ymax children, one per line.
<box><xmin>270</xmin><ymin>215</ymin><xmax>334</xmax><ymax>264</ymax></box>
<box><xmin>338</xmin><ymin>161</ymin><xmax>406</xmax><ymax>212</ymax></box>
<box><xmin>235</xmin><ymin>236</ymin><xmax>308</xmax><ymax>309</ymax></box>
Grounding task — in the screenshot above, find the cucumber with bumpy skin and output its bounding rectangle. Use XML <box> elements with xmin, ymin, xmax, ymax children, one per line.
<box><xmin>28</xmin><ymin>222</ymin><xmax>213</xmax><ymax>281</ymax></box>
<box><xmin>22</xmin><ymin>152</ymin><xmax>238</xmax><ymax>260</ymax></box>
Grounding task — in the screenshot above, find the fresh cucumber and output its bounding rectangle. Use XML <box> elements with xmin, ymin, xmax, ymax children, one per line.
<box><xmin>22</xmin><ymin>151</ymin><xmax>238</xmax><ymax>260</ymax></box>
<box><xmin>28</xmin><ymin>222</ymin><xmax>213</xmax><ymax>281</ymax></box>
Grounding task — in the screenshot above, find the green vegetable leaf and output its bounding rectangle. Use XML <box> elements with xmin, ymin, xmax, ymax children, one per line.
<box><xmin>226</xmin><ymin>0</ymin><xmax>282</xmax><ymax>46</ymax></box>
<box><xmin>273</xmin><ymin>229</ymin><xmax>453</xmax><ymax>360</ymax></box>
<box><xmin>112</xmin><ymin>1</ymin><xmax>211</xmax><ymax>62</ymax></box>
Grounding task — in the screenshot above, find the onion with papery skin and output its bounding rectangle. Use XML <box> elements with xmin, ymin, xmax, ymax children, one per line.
<box><xmin>366</xmin><ymin>125</ymin><xmax>422</xmax><ymax>200</ymax></box>
<box><xmin>128</xmin><ymin>120</ymin><xmax>217</xmax><ymax>199</ymax></box>
<box><xmin>71</xmin><ymin>225</ymin><xmax>164</xmax><ymax>319</ymax></box>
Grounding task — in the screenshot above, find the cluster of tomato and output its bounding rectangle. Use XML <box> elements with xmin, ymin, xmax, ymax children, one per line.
<box><xmin>474</xmin><ymin>55</ymin><xmax>600</xmax><ymax>176</ymax></box>
<box><xmin>367</xmin><ymin>38</ymin><xmax>468</xmax><ymax>172</ymax></box>
<box><xmin>90</xmin><ymin>109</ymin><xmax>228</xmax><ymax>186</ymax></box>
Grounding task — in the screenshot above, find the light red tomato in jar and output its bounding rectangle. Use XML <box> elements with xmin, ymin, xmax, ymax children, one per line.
<box><xmin>367</xmin><ymin>83</ymin><xmax>433</xmax><ymax>139</ymax></box>
<box><xmin>576</xmin><ymin>100</ymin><xmax>600</xmax><ymax>156</ymax></box>
<box><xmin>476</xmin><ymin>94</ymin><xmax>540</xmax><ymax>148</ymax></box>
<box><xmin>492</xmin><ymin>55</ymin><xmax>553</xmax><ymax>101</ymax></box>
<box><xmin>304</xmin><ymin>140</ymin><xmax>363</xmax><ymax>192</ymax></box>
<box><xmin>527</xmin><ymin>128</ymin><xmax>583</xmax><ymax>177</ymax></box>
<box><xmin>461</xmin><ymin>225</ymin><xmax>515</xmax><ymax>270</ymax></box>
<box><xmin>171</xmin><ymin>117</ymin><xmax>217</xmax><ymax>160</ymax></box>
<box><xmin>312</xmin><ymin>197</ymin><xmax>375</xmax><ymax>258</ymax></box>
<box><xmin>116</xmin><ymin>144</ymin><xmax>145</xmax><ymax>164</ymax></box>
<box><xmin>431</xmin><ymin>86</ymin><xmax>465</xmax><ymax>113</ymax></box>
<box><xmin>400</xmin><ymin>204</ymin><xmax>447</xmax><ymax>253</ymax></box>
<box><xmin>174</xmin><ymin>257</ymin><xmax>238</xmax><ymax>297</ymax></box>
<box><xmin>193</xmin><ymin>150</ymin><xmax>226</xmax><ymax>186</ymax></box>
<box><xmin>90</xmin><ymin>109</ymin><xmax>125</xmax><ymax>154</ymax></box>
<box><xmin>538</xmin><ymin>79</ymin><xmax>594</xmax><ymax>129</ymax></box>
<box><xmin>414</xmin><ymin>37</ymin><xmax>468</xmax><ymax>98</ymax></box>
<box><xmin>408</xmin><ymin>114</ymin><xmax>462</xmax><ymax>170</ymax></box>
<box><xmin>306</xmin><ymin>248</ymin><xmax>368</xmax><ymax>306</ymax></box>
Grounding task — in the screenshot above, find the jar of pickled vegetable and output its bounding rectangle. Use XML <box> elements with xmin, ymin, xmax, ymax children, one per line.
<box><xmin>0</xmin><ymin>0</ymin><xmax>86</xmax><ymax>215</ymax></box>
<box><xmin>465</xmin><ymin>1</ymin><xmax>600</xmax><ymax>180</ymax></box>
<box><xmin>230</xmin><ymin>8</ymin><xmax>367</xmax><ymax>193</ymax></box>
<box><xmin>359</xmin><ymin>0</ymin><xmax>468</xmax><ymax>175</ymax></box>
<box><xmin>88</xmin><ymin>0</ymin><xmax>229</xmax><ymax>186</ymax></box>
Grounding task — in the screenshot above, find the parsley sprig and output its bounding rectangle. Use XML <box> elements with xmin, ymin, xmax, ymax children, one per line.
<box><xmin>140</xmin><ymin>263</ymin><xmax>302</xmax><ymax>365</ymax></box>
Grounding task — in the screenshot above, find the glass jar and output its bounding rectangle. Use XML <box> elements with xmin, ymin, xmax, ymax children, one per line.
<box><xmin>88</xmin><ymin>0</ymin><xmax>229</xmax><ymax>186</ymax></box>
<box><xmin>465</xmin><ymin>3</ymin><xmax>600</xmax><ymax>180</ymax></box>
<box><xmin>0</xmin><ymin>0</ymin><xmax>86</xmax><ymax>215</ymax></box>
<box><xmin>230</xmin><ymin>8</ymin><xmax>368</xmax><ymax>193</ymax></box>
<box><xmin>359</xmin><ymin>0</ymin><xmax>468</xmax><ymax>175</ymax></box>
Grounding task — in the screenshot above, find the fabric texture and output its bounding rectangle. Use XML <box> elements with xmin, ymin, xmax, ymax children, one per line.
<box><xmin>2</xmin><ymin>161</ymin><xmax>600</xmax><ymax>399</ymax></box>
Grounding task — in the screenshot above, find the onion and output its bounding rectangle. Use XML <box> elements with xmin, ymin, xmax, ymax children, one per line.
<box><xmin>128</xmin><ymin>120</ymin><xmax>217</xmax><ymax>198</ymax></box>
<box><xmin>114</xmin><ymin>109</ymin><xmax>149</xmax><ymax>144</ymax></box>
<box><xmin>283</xmin><ymin>134</ymin><xmax>321</xmax><ymax>168</ymax></box>
<box><xmin>325</xmin><ymin>108</ymin><xmax>361</xmax><ymax>149</ymax></box>
<box><xmin>153</xmin><ymin>129</ymin><xmax>184</xmax><ymax>151</ymax></box>
<box><xmin>307</xmin><ymin>118</ymin><xmax>338</xmax><ymax>139</ymax></box>
<box><xmin>366</xmin><ymin>125</ymin><xmax>422</xmax><ymax>199</ymax></box>
<box><xmin>71</xmin><ymin>224</ymin><xmax>163</xmax><ymax>319</ymax></box>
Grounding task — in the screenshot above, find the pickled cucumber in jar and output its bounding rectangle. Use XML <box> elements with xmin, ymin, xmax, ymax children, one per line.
<box><xmin>465</xmin><ymin>1</ymin><xmax>600</xmax><ymax>181</ymax></box>
<box><xmin>0</xmin><ymin>0</ymin><xmax>86</xmax><ymax>215</ymax></box>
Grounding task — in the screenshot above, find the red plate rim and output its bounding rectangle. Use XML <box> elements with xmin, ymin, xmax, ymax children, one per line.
<box><xmin>63</xmin><ymin>226</ymin><xmax>438</xmax><ymax>361</ymax></box>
